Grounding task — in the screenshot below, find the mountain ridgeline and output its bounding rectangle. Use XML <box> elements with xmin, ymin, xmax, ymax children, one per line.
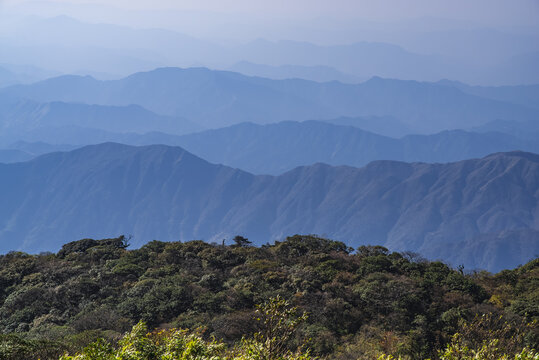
<box><xmin>0</xmin><ymin>97</ymin><xmax>202</xmax><ymax>144</ymax></box>
<box><xmin>3</xmin><ymin>67</ymin><xmax>538</xmax><ymax>132</ymax></box>
<box><xmin>1</xmin><ymin>143</ymin><xmax>538</xmax><ymax>272</ymax></box>
<box><xmin>172</xmin><ymin>121</ymin><xmax>539</xmax><ymax>174</ymax></box>
<box><xmin>3</xmin><ymin>117</ymin><xmax>539</xmax><ymax>173</ymax></box>
<box><xmin>3</xmin><ymin>15</ymin><xmax>539</xmax><ymax>85</ymax></box>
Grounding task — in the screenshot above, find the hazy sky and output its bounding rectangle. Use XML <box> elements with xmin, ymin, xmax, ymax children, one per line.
<box><xmin>1</xmin><ymin>0</ymin><xmax>538</xmax><ymax>84</ymax></box>
<box><xmin>3</xmin><ymin>0</ymin><xmax>539</xmax><ymax>27</ymax></box>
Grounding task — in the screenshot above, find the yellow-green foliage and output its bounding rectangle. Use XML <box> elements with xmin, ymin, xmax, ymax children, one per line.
<box><xmin>378</xmin><ymin>341</ymin><xmax>539</xmax><ymax>360</ymax></box>
<box><xmin>59</xmin><ymin>320</ymin><xmax>314</xmax><ymax>360</ymax></box>
<box><xmin>437</xmin><ymin>333</ymin><xmax>539</xmax><ymax>360</ymax></box>
<box><xmin>60</xmin><ymin>296</ymin><xmax>314</xmax><ymax>360</ymax></box>
<box><xmin>378</xmin><ymin>323</ymin><xmax>539</xmax><ymax>360</ymax></box>
<box><xmin>59</xmin><ymin>322</ymin><xmax>226</xmax><ymax>360</ymax></box>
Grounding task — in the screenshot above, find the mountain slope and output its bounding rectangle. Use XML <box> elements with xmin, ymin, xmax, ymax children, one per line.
<box><xmin>3</xmin><ymin>67</ymin><xmax>538</xmax><ymax>131</ymax></box>
<box><xmin>3</xmin><ymin>141</ymin><xmax>77</xmax><ymax>156</ymax></box>
<box><xmin>319</xmin><ymin>116</ymin><xmax>413</xmax><ymax>137</ymax></box>
<box><xmin>437</xmin><ymin>80</ymin><xmax>539</xmax><ymax>110</ymax></box>
<box><xmin>0</xmin><ymin>143</ymin><xmax>538</xmax><ymax>271</ymax></box>
<box><xmin>424</xmin><ymin>229</ymin><xmax>539</xmax><ymax>271</ymax></box>
<box><xmin>4</xmin><ymin>120</ymin><xmax>537</xmax><ymax>175</ymax></box>
<box><xmin>235</xmin><ymin>39</ymin><xmax>444</xmax><ymax>81</ymax></box>
<box><xmin>0</xmin><ymin>143</ymin><xmax>257</xmax><ymax>252</ymax></box>
<box><xmin>0</xmin><ymin>149</ymin><xmax>33</xmax><ymax>163</ymax></box>
<box><xmin>0</xmin><ymin>98</ymin><xmax>202</xmax><ymax>136</ymax></box>
<box><xmin>0</xmin><ymin>64</ymin><xmax>58</xmax><ymax>88</ymax></box>
<box><xmin>472</xmin><ymin>119</ymin><xmax>539</xmax><ymax>141</ymax></box>
<box><xmin>0</xmin><ymin>66</ymin><xmax>21</xmax><ymax>88</ymax></box>
<box><xmin>172</xmin><ymin>121</ymin><xmax>539</xmax><ymax>174</ymax></box>
<box><xmin>227</xmin><ymin>61</ymin><xmax>363</xmax><ymax>83</ymax></box>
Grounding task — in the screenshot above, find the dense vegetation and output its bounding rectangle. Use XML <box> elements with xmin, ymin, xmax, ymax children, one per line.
<box><xmin>0</xmin><ymin>235</ymin><xmax>537</xmax><ymax>359</ymax></box>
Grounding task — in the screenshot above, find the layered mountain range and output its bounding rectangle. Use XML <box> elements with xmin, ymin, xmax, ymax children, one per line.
<box><xmin>2</xmin><ymin>15</ymin><xmax>539</xmax><ymax>85</ymax></box>
<box><xmin>3</xmin><ymin>67</ymin><xmax>538</xmax><ymax>132</ymax></box>
<box><xmin>0</xmin><ymin>97</ymin><xmax>201</xmax><ymax>139</ymax></box>
<box><xmin>1</xmin><ymin>143</ymin><xmax>537</xmax><ymax>272</ymax></box>
<box><xmin>4</xmin><ymin>119</ymin><xmax>539</xmax><ymax>174</ymax></box>
<box><xmin>1</xmin><ymin>67</ymin><xmax>538</xmax><ymax>272</ymax></box>
<box><xmin>171</xmin><ymin>121</ymin><xmax>539</xmax><ymax>174</ymax></box>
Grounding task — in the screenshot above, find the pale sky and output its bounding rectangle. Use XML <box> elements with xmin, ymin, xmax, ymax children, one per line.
<box><xmin>3</xmin><ymin>0</ymin><xmax>539</xmax><ymax>27</ymax></box>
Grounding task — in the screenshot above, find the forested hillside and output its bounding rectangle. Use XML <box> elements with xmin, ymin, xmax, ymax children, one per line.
<box><xmin>0</xmin><ymin>235</ymin><xmax>537</xmax><ymax>359</ymax></box>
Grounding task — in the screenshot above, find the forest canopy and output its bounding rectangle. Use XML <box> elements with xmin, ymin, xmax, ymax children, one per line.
<box><xmin>0</xmin><ymin>235</ymin><xmax>537</xmax><ymax>359</ymax></box>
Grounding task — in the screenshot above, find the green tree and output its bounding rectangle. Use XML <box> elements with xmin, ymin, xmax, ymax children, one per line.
<box><xmin>233</xmin><ymin>236</ymin><xmax>252</xmax><ymax>248</ymax></box>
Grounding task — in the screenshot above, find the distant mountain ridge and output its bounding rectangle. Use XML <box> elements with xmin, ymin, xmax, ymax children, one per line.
<box><xmin>0</xmin><ymin>141</ymin><xmax>77</xmax><ymax>162</ymax></box>
<box><xmin>437</xmin><ymin>79</ymin><xmax>539</xmax><ymax>111</ymax></box>
<box><xmin>0</xmin><ymin>64</ymin><xmax>58</xmax><ymax>88</ymax></box>
<box><xmin>318</xmin><ymin>116</ymin><xmax>413</xmax><ymax>137</ymax></box>
<box><xmin>0</xmin><ymin>16</ymin><xmax>489</xmax><ymax>83</ymax></box>
<box><xmin>0</xmin><ymin>149</ymin><xmax>33</xmax><ymax>163</ymax></box>
<box><xmin>0</xmin><ymin>142</ymin><xmax>537</xmax><ymax>272</ymax></box>
<box><xmin>0</xmin><ymin>98</ymin><xmax>202</xmax><ymax>145</ymax></box>
<box><xmin>3</xmin><ymin>141</ymin><xmax>77</xmax><ymax>156</ymax></box>
<box><xmin>3</xmin><ymin>67</ymin><xmax>538</xmax><ymax>131</ymax></box>
<box><xmin>472</xmin><ymin>119</ymin><xmax>539</xmax><ymax>141</ymax></box>
<box><xmin>227</xmin><ymin>61</ymin><xmax>364</xmax><ymax>83</ymax></box>
<box><xmin>3</xmin><ymin>120</ymin><xmax>538</xmax><ymax>175</ymax></box>
<box><xmin>172</xmin><ymin>121</ymin><xmax>539</xmax><ymax>174</ymax></box>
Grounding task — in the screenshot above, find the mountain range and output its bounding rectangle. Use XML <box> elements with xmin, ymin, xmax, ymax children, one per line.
<box><xmin>0</xmin><ymin>64</ymin><xmax>58</xmax><ymax>88</ymax></box>
<box><xmin>0</xmin><ymin>66</ymin><xmax>27</xmax><ymax>88</ymax></box>
<box><xmin>472</xmin><ymin>119</ymin><xmax>539</xmax><ymax>141</ymax></box>
<box><xmin>3</xmin><ymin>120</ymin><xmax>538</xmax><ymax>175</ymax></box>
<box><xmin>227</xmin><ymin>61</ymin><xmax>363</xmax><ymax>83</ymax></box>
<box><xmin>3</xmin><ymin>67</ymin><xmax>538</xmax><ymax>131</ymax></box>
<box><xmin>2</xmin><ymin>15</ymin><xmax>538</xmax><ymax>85</ymax></box>
<box><xmin>0</xmin><ymin>98</ymin><xmax>202</xmax><ymax>139</ymax></box>
<box><xmin>172</xmin><ymin>121</ymin><xmax>539</xmax><ymax>174</ymax></box>
<box><xmin>437</xmin><ymin>80</ymin><xmax>539</xmax><ymax>111</ymax></box>
<box><xmin>0</xmin><ymin>149</ymin><xmax>34</xmax><ymax>163</ymax></box>
<box><xmin>0</xmin><ymin>141</ymin><xmax>76</xmax><ymax>162</ymax></box>
<box><xmin>1</xmin><ymin>142</ymin><xmax>537</xmax><ymax>272</ymax></box>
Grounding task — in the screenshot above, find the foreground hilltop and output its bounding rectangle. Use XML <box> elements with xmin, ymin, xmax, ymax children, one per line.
<box><xmin>0</xmin><ymin>235</ymin><xmax>537</xmax><ymax>359</ymax></box>
<box><xmin>0</xmin><ymin>143</ymin><xmax>538</xmax><ymax>271</ymax></box>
